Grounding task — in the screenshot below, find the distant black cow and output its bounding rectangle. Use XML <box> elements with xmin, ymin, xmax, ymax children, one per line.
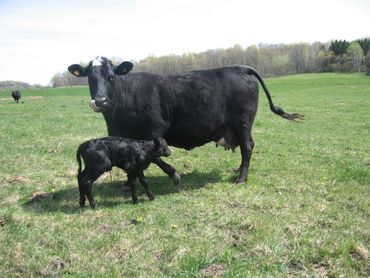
<box><xmin>76</xmin><ymin>137</ymin><xmax>171</xmax><ymax>208</ymax></box>
<box><xmin>11</xmin><ymin>90</ymin><xmax>21</xmax><ymax>103</ymax></box>
<box><xmin>69</xmin><ymin>57</ymin><xmax>303</xmax><ymax>185</ymax></box>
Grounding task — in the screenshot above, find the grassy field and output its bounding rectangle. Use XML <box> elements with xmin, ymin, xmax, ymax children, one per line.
<box><xmin>0</xmin><ymin>73</ymin><xmax>369</xmax><ymax>277</ymax></box>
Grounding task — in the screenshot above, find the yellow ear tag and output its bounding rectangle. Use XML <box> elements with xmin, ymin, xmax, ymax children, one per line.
<box><xmin>74</xmin><ymin>70</ymin><xmax>80</xmax><ymax>76</ymax></box>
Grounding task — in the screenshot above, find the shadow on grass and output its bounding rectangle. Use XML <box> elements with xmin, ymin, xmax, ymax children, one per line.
<box><xmin>22</xmin><ymin>169</ymin><xmax>222</xmax><ymax>214</ymax></box>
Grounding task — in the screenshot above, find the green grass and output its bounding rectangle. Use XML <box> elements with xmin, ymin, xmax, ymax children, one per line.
<box><xmin>0</xmin><ymin>73</ymin><xmax>369</xmax><ymax>277</ymax></box>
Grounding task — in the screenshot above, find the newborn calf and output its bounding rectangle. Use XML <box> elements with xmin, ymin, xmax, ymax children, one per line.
<box><xmin>76</xmin><ymin>137</ymin><xmax>171</xmax><ymax>208</ymax></box>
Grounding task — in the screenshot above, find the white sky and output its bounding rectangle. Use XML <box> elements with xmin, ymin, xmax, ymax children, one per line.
<box><xmin>0</xmin><ymin>0</ymin><xmax>369</xmax><ymax>85</ymax></box>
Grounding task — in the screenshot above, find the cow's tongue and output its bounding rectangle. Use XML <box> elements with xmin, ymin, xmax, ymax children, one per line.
<box><xmin>90</xmin><ymin>100</ymin><xmax>104</xmax><ymax>113</ymax></box>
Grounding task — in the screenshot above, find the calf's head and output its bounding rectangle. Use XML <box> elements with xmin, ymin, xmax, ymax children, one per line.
<box><xmin>152</xmin><ymin>138</ymin><xmax>171</xmax><ymax>158</ymax></box>
<box><xmin>68</xmin><ymin>56</ymin><xmax>133</xmax><ymax>112</ymax></box>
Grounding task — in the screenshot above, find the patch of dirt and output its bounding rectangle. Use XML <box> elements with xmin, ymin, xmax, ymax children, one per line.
<box><xmin>288</xmin><ymin>259</ymin><xmax>307</xmax><ymax>276</ymax></box>
<box><xmin>199</xmin><ymin>263</ymin><xmax>228</xmax><ymax>277</ymax></box>
<box><xmin>27</xmin><ymin>96</ymin><xmax>43</xmax><ymax>100</ymax></box>
<box><xmin>236</xmin><ymin>244</ymin><xmax>273</xmax><ymax>260</ymax></box>
<box><xmin>9</xmin><ymin>176</ymin><xmax>29</xmax><ymax>183</ymax></box>
<box><xmin>105</xmin><ymin>239</ymin><xmax>133</xmax><ymax>263</ymax></box>
<box><xmin>313</xmin><ymin>263</ymin><xmax>329</xmax><ymax>278</ymax></box>
<box><xmin>216</xmin><ymin>221</ymin><xmax>257</xmax><ymax>248</ymax></box>
<box><xmin>51</xmin><ymin>257</ymin><xmax>66</xmax><ymax>271</ymax></box>
<box><xmin>0</xmin><ymin>96</ymin><xmax>43</xmax><ymax>101</ymax></box>
<box><xmin>29</xmin><ymin>191</ymin><xmax>54</xmax><ymax>202</ymax></box>
<box><xmin>351</xmin><ymin>243</ymin><xmax>369</xmax><ymax>263</ymax></box>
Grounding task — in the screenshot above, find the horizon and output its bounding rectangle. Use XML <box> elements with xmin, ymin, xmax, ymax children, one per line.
<box><xmin>0</xmin><ymin>0</ymin><xmax>369</xmax><ymax>85</ymax></box>
<box><xmin>0</xmin><ymin>39</ymin><xmax>368</xmax><ymax>87</ymax></box>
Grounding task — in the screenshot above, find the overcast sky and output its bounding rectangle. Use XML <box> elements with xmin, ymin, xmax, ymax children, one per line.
<box><xmin>0</xmin><ymin>0</ymin><xmax>369</xmax><ymax>85</ymax></box>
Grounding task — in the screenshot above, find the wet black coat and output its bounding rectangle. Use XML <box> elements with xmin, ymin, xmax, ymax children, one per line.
<box><xmin>76</xmin><ymin>137</ymin><xmax>171</xmax><ymax>207</ymax></box>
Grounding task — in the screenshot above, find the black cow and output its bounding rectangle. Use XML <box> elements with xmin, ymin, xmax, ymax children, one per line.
<box><xmin>11</xmin><ymin>90</ymin><xmax>21</xmax><ymax>103</ymax></box>
<box><xmin>76</xmin><ymin>137</ymin><xmax>171</xmax><ymax>208</ymax></box>
<box><xmin>69</xmin><ymin>56</ymin><xmax>302</xmax><ymax>184</ymax></box>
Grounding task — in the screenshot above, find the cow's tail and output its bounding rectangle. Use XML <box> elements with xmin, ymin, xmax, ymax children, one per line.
<box><xmin>242</xmin><ymin>66</ymin><xmax>304</xmax><ymax>121</ymax></box>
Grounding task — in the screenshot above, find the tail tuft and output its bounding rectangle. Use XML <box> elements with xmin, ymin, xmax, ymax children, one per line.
<box><xmin>272</xmin><ymin>106</ymin><xmax>304</xmax><ymax>121</ymax></box>
<box><xmin>242</xmin><ymin>66</ymin><xmax>304</xmax><ymax>122</ymax></box>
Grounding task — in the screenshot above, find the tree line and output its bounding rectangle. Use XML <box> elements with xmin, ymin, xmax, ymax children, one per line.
<box><xmin>0</xmin><ymin>80</ymin><xmax>44</xmax><ymax>91</ymax></box>
<box><xmin>51</xmin><ymin>38</ymin><xmax>370</xmax><ymax>87</ymax></box>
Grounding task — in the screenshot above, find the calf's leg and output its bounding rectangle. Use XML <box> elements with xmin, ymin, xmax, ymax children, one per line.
<box><xmin>126</xmin><ymin>173</ymin><xmax>138</xmax><ymax>204</ymax></box>
<box><xmin>138</xmin><ymin>172</ymin><xmax>155</xmax><ymax>201</ymax></box>
<box><xmin>83</xmin><ymin>169</ymin><xmax>104</xmax><ymax>209</ymax></box>
<box><xmin>77</xmin><ymin>170</ymin><xmax>87</xmax><ymax>207</ymax></box>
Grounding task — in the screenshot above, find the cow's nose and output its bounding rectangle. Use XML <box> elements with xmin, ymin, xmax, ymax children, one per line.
<box><xmin>95</xmin><ymin>97</ymin><xmax>107</xmax><ymax>106</ymax></box>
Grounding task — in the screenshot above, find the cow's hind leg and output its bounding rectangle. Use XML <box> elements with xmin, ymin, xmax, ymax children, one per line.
<box><xmin>153</xmin><ymin>158</ymin><xmax>180</xmax><ymax>185</ymax></box>
<box><xmin>235</xmin><ymin>129</ymin><xmax>254</xmax><ymax>184</ymax></box>
<box><xmin>138</xmin><ymin>172</ymin><xmax>155</xmax><ymax>201</ymax></box>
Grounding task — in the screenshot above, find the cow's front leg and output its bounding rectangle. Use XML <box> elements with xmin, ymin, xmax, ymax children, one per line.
<box><xmin>153</xmin><ymin>158</ymin><xmax>180</xmax><ymax>185</ymax></box>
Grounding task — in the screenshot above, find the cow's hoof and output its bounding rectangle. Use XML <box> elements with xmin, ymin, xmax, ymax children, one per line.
<box><xmin>148</xmin><ymin>195</ymin><xmax>155</xmax><ymax>201</ymax></box>
<box><xmin>234</xmin><ymin>177</ymin><xmax>247</xmax><ymax>184</ymax></box>
<box><xmin>172</xmin><ymin>172</ymin><xmax>181</xmax><ymax>185</ymax></box>
<box><xmin>132</xmin><ymin>197</ymin><xmax>139</xmax><ymax>204</ymax></box>
<box><xmin>90</xmin><ymin>203</ymin><xmax>97</xmax><ymax>209</ymax></box>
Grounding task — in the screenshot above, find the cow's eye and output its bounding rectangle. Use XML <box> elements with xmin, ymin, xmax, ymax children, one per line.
<box><xmin>108</xmin><ymin>76</ymin><xmax>115</xmax><ymax>82</ymax></box>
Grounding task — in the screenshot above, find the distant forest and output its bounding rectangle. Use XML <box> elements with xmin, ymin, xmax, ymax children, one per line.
<box><xmin>51</xmin><ymin>38</ymin><xmax>370</xmax><ymax>87</ymax></box>
<box><xmin>0</xmin><ymin>80</ymin><xmax>44</xmax><ymax>91</ymax></box>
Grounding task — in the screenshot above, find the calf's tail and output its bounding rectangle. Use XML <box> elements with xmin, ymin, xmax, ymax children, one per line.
<box><xmin>76</xmin><ymin>146</ymin><xmax>83</xmax><ymax>176</ymax></box>
<box><xmin>242</xmin><ymin>66</ymin><xmax>304</xmax><ymax>121</ymax></box>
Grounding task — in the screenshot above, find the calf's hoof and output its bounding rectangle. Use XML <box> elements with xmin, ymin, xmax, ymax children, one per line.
<box><xmin>172</xmin><ymin>172</ymin><xmax>181</xmax><ymax>185</ymax></box>
<box><xmin>90</xmin><ymin>202</ymin><xmax>97</xmax><ymax>209</ymax></box>
<box><xmin>148</xmin><ymin>194</ymin><xmax>155</xmax><ymax>201</ymax></box>
<box><xmin>132</xmin><ymin>197</ymin><xmax>139</xmax><ymax>204</ymax></box>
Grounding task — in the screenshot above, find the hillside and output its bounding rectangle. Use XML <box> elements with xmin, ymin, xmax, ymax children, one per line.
<box><xmin>0</xmin><ymin>73</ymin><xmax>369</xmax><ymax>277</ymax></box>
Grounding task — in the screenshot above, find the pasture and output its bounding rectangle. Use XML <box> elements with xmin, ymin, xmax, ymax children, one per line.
<box><xmin>0</xmin><ymin>73</ymin><xmax>369</xmax><ymax>277</ymax></box>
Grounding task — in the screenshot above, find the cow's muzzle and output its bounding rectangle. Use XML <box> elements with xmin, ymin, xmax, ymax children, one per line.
<box><xmin>90</xmin><ymin>98</ymin><xmax>109</xmax><ymax>113</ymax></box>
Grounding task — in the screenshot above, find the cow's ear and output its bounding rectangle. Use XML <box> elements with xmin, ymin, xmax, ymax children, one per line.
<box><xmin>114</xmin><ymin>61</ymin><xmax>133</xmax><ymax>75</ymax></box>
<box><xmin>68</xmin><ymin>64</ymin><xmax>87</xmax><ymax>77</ymax></box>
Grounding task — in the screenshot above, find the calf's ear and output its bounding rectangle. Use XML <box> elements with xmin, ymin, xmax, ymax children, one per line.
<box><xmin>114</xmin><ymin>61</ymin><xmax>133</xmax><ymax>75</ymax></box>
<box><xmin>153</xmin><ymin>138</ymin><xmax>161</xmax><ymax>151</ymax></box>
<box><xmin>68</xmin><ymin>64</ymin><xmax>87</xmax><ymax>77</ymax></box>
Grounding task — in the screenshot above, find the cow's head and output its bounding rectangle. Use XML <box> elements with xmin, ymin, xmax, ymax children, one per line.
<box><xmin>68</xmin><ymin>56</ymin><xmax>133</xmax><ymax>112</ymax></box>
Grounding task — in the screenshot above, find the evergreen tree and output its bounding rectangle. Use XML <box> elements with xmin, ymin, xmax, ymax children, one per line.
<box><xmin>356</xmin><ymin>38</ymin><xmax>370</xmax><ymax>56</ymax></box>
